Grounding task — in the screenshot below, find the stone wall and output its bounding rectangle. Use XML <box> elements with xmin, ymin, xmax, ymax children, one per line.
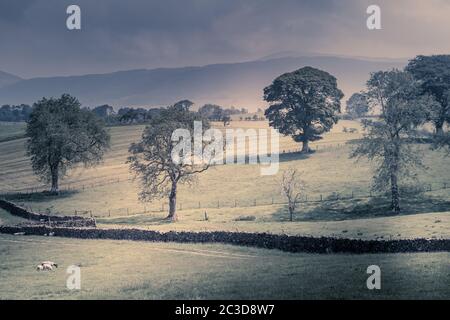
<box><xmin>0</xmin><ymin>225</ymin><xmax>448</xmax><ymax>254</ymax></box>
<box><xmin>0</xmin><ymin>199</ymin><xmax>96</xmax><ymax>227</ymax></box>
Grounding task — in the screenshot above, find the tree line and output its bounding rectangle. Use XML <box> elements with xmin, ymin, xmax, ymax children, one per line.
<box><xmin>0</xmin><ymin>104</ymin><xmax>32</xmax><ymax>122</ymax></box>
<box><xmin>0</xmin><ymin>101</ymin><xmax>250</xmax><ymax>125</ymax></box>
<box><xmin>24</xmin><ymin>54</ymin><xmax>450</xmax><ymax>221</ymax></box>
<box><xmin>91</xmin><ymin>102</ymin><xmax>249</xmax><ymax>126</ymax></box>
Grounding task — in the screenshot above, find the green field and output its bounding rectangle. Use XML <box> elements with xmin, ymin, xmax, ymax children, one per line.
<box><xmin>0</xmin><ymin>120</ymin><xmax>449</xmax><ymax>300</ymax></box>
<box><xmin>0</xmin><ymin>120</ymin><xmax>449</xmax><ymax>239</ymax></box>
<box><xmin>0</xmin><ymin>121</ymin><xmax>26</xmax><ymax>142</ymax></box>
<box><xmin>0</xmin><ymin>234</ymin><xmax>448</xmax><ymax>299</ymax></box>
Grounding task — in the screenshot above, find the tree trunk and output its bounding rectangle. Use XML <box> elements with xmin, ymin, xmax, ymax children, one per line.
<box><xmin>50</xmin><ymin>166</ymin><xmax>59</xmax><ymax>194</ymax></box>
<box><xmin>390</xmin><ymin>172</ymin><xmax>400</xmax><ymax>213</ymax></box>
<box><xmin>390</xmin><ymin>151</ymin><xmax>400</xmax><ymax>213</ymax></box>
<box><xmin>289</xmin><ymin>207</ymin><xmax>293</xmax><ymax>222</ymax></box>
<box><xmin>435</xmin><ymin>123</ymin><xmax>444</xmax><ymax>135</ymax></box>
<box><xmin>301</xmin><ymin>140</ymin><xmax>310</xmax><ymax>153</ymax></box>
<box><xmin>166</xmin><ymin>180</ymin><xmax>178</xmax><ymax>222</ymax></box>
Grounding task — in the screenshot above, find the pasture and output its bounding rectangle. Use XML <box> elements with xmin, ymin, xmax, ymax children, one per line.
<box><xmin>0</xmin><ymin>119</ymin><xmax>449</xmax><ymax>300</ymax></box>
<box><xmin>0</xmin><ymin>233</ymin><xmax>448</xmax><ymax>299</ymax></box>
<box><xmin>0</xmin><ymin>121</ymin><xmax>26</xmax><ymax>142</ymax></box>
<box><xmin>0</xmin><ymin>120</ymin><xmax>449</xmax><ymax>240</ymax></box>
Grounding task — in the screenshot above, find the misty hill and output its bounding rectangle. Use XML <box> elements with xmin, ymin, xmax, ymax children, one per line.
<box><xmin>0</xmin><ymin>56</ymin><xmax>404</xmax><ymax>110</ymax></box>
<box><xmin>0</xmin><ymin>71</ymin><xmax>21</xmax><ymax>88</ymax></box>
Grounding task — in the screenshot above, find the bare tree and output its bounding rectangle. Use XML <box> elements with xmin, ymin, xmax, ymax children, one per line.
<box><xmin>281</xmin><ymin>168</ymin><xmax>304</xmax><ymax>221</ymax></box>
<box><xmin>128</xmin><ymin>101</ymin><xmax>213</xmax><ymax>222</ymax></box>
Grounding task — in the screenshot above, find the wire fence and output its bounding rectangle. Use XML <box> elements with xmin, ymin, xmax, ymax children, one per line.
<box><xmin>4</xmin><ymin>181</ymin><xmax>449</xmax><ymax>219</ymax></box>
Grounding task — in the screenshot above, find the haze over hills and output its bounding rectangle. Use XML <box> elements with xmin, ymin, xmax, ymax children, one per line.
<box><xmin>0</xmin><ymin>71</ymin><xmax>21</xmax><ymax>89</ymax></box>
<box><xmin>0</xmin><ymin>56</ymin><xmax>405</xmax><ymax>110</ymax></box>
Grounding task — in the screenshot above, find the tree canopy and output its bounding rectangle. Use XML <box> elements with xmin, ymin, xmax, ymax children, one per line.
<box><xmin>26</xmin><ymin>94</ymin><xmax>110</xmax><ymax>193</ymax></box>
<box><xmin>264</xmin><ymin>66</ymin><xmax>344</xmax><ymax>152</ymax></box>
<box><xmin>346</xmin><ymin>93</ymin><xmax>369</xmax><ymax>119</ymax></box>
<box><xmin>351</xmin><ymin>70</ymin><xmax>435</xmax><ymax>212</ymax></box>
<box><xmin>406</xmin><ymin>55</ymin><xmax>450</xmax><ymax>134</ymax></box>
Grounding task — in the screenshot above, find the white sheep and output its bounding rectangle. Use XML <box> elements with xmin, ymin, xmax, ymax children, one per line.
<box><xmin>36</xmin><ymin>261</ymin><xmax>58</xmax><ymax>271</ymax></box>
<box><xmin>42</xmin><ymin>261</ymin><xmax>58</xmax><ymax>268</ymax></box>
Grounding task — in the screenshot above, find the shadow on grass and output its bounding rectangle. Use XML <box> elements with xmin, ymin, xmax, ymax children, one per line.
<box><xmin>278</xmin><ymin>150</ymin><xmax>313</xmax><ymax>163</ymax></box>
<box><xmin>2</xmin><ymin>190</ymin><xmax>79</xmax><ymax>203</ymax></box>
<box><xmin>97</xmin><ymin>214</ymin><xmax>172</xmax><ymax>226</ymax></box>
<box><xmin>272</xmin><ymin>193</ymin><xmax>450</xmax><ymax>222</ymax></box>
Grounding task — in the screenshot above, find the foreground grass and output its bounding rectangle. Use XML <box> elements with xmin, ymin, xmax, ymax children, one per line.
<box><xmin>0</xmin><ymin>234</ymin><xmax>448</xmax><ymax>299</ymax></box>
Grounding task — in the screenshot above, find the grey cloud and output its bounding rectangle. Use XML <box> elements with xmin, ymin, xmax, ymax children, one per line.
<box><xmin>0</xmin><ymin>0</ymin><xmax>448</xmax><ymax>78</ymax></box>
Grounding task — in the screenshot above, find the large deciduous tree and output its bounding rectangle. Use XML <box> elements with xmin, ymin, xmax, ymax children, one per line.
<box><xmin>351</xmin><ymin>70</ymin><xmax>436</xmax><ymax>213</ymax></box>
<box><xmin>264</xmin><ymin>66</ymin><xmax>344</xmax><ymax>153</ymax></box>
<box><xmin>26</xmin><ymin>94</ymin><xmax>110</xmax><ymax>193</ymax></box>
<box><xmin>406</xmin><ymin>55</ymin><xmax>450</xmax><ymax>135</ymax></box>
<box><xmin>128</xmin><ymin>101</ymin><xmax>212</xmax><ymax>222</ymax></box>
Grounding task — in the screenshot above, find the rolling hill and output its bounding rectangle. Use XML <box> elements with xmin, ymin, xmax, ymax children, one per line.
<box><xmin>0</xmin><ymin>56</ymin><xmax>404</xmax><ymax>109</ymax></box>
<box><xmin>0</xmin><ymin>71</ymin><xmax>21</xmax><ymax>89</ymax></box>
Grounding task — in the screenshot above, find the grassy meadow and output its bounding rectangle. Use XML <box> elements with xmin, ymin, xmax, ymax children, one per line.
<box><xmin>0</xmin><ymin>121</ymin><xmax>26</xmax><ymax>143</ymax></box>
<box><xmin>0</xmin><ymin>233</ymin><xmax>448</xmax><ymax>299</ymax></box>
<box><xmin>0</xmin><ymin>120</ymin><xmax>449</xmax><ymax>239</ymax></box>
<box><xmin>0</xmin><ymin>119</ymin><xmax>449</xmax><ymax>300</ymax></box>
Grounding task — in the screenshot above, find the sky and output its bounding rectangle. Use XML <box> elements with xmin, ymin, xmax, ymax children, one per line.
<box><xmin>0</xmin><ymin>0</ymin><xmax>449</xmax><ymax>78</ymax></box>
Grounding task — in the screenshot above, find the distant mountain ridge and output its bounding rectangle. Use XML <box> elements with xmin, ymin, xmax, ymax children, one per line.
<box><xmin>0</xmin><ymin>56</ymin><xmax>405</xmax><ymax>110</ymax></box>
<box><xmin>0</xmin><ymin>71</ymin><xmax>21</xmax><ymax>89</ymax></box>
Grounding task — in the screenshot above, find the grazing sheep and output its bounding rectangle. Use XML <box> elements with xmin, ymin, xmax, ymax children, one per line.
<box><xmin>36</xmin><ymin>263</ymin><xmax>53</xmax><ymax>271</ymax></box>
<box><xmin>36</xmin><ymin>261</ymin><xmax>58</xmax><ymax>271</ymax></box>
<box><xmin>42</xmin><ymin>261</ymin><xmax>58</xmax><ymax>268</ymax></box>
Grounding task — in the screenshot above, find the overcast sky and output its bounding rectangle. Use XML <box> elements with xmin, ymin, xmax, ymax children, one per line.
<box><xmin>0</xmin><ymin>0</ymin><xmax>449</xmax><ymax>78</ymax></box>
